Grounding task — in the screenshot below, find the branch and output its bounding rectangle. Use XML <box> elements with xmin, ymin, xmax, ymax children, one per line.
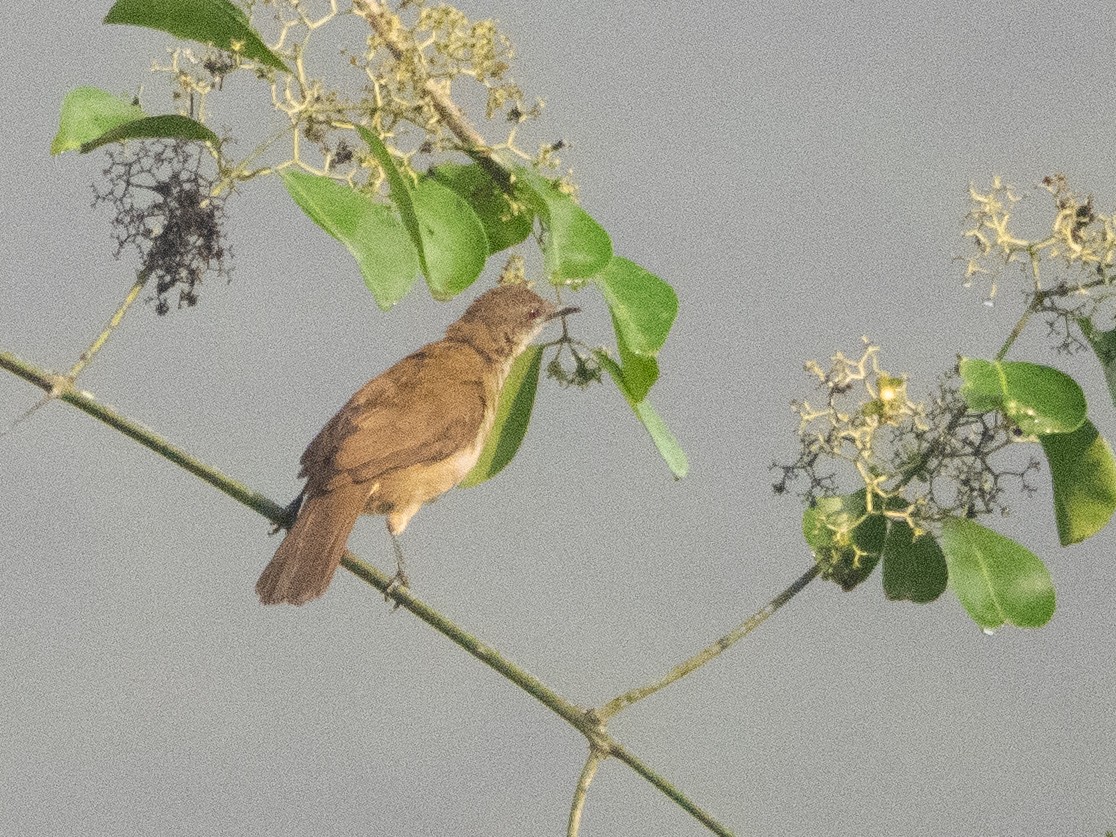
<box><xmin>1</xmin><ymin>270</ymin><xmax>147</xmax><ymax>439</ymax></box>
<box><xmin>353</xmin><ymin>0</ymin><xmax>513</xmax><ymax>189</ymax></box>
<box><xmin>0</xmin><ymin>346</ymin><xmax>732</xmax><ymax>836</ymax></box>
<box><xmin>595</xmin><ymin>564</ymin><xmax>820</xmax><ymax>722</ymax></box>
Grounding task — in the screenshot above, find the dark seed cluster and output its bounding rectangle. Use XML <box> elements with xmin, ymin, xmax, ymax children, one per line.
<box><xmin>94</xmin><ymin>139</ymin><xmax>230</xmax><ymax>315</ymax></box>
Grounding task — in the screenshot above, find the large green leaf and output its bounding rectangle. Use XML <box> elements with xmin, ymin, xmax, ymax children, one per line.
<box><xmin>410</xmin><ymin>179</ymin><xmax>488</xmax><ymax>300</ymax></box>
<box><xmin>51</xmin><ymin>87</ymin><xmax>146</xmax><ymax>154</ymax></box>
<box><xmin>882</xmin><ymin>521</ymin><xmax>948</xmax><ymax>603</ymax></box>
<box><xmin>594</xmin><ymin>257</ymin><xmax>678</xmax><ymax>356</ymax></box>
<box><xmin>614</xmin><ymin>318</ymin><xmax>659</xmax><ymax>403</ymax></box>
<box><xmin>460</xmin><ymin>346</ymin><xmax>543</xmax><ymax>487</ymax></box>
<box><xmin>281</xmin><ymin>171</ymin><xmax>417</xmax><ymax>310</ymax></box>
<box><xmin>1039</xmin><ymin>419</ymin><xmax>1116</xmax><ymax>545</ymax></box>
<box><xmin>939</xmin><ymin>517</ymin><xmax>1055</xmax><ymax>630</ymax></box>
<box><xmin>596</xmin><ymin>350</ymin><xmax>688</xmax><ymax>479</ymax></box>
<box><xmin>802</xmin><ymin>489</ymin><xmax>887</xmax><ymax>591</ymax></box>
<box><xmin>959</xmin><ymin>358</ymin><xmax>1086</xmax><ymax>435</ymax></box>
<box><xmin>78</xmin><ymin>114</ymin><xmax>220</xmax><ymax>153</ymax></box>
<box><xmin>357</xmin><ymin>128</ymin><xmax>487</xmax><ymax>299</ymax></box>
<box><xmin>514</xmin><ymin>167</ymin><xmax>612</xmax><ymax>281</ymax></box>
<box><xmin>104</xmin><ymin>0</ymin><xmax>289</xmax><ymax>72</ymax></box>
<box><xmin>356</xmin><ymin>126</ymin><xmax>420</xmax><ymax>244</ymax></box>
<box><xmin>1077</xmin><ymin>316</ymin><xmax>1116</xmax><ymax>407</ymax></box>
<box><xmin>427</xmin><ymin>163</ymin><xmax>533</xmax><ymax>254</ymax></box>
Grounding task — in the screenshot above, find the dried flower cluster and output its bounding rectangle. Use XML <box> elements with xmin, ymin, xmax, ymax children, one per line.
<box><xmin>94</xmin><ymin>140</ymin><xmax>229</xmax><ymax>315</ymax></box>
<box><xmin>775</xmin><ymin>342</ymin><xmax>1039</xmax><ymax>539</ymax></box>
<box><xmin>963</xmin><ymin>174</ymin><xmax>1116</xmax><ymax>301</ymax></box>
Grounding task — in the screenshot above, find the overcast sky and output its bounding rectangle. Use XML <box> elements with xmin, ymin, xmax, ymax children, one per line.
<box><xmin>3</xmin><ymin>2</ymin><xmax>1115</xmax><ymax>835</ymax></box>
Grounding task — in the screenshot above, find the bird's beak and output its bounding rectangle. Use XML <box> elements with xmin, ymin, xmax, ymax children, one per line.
<box><xmin>549</xmin><ymin>305</ymin><xmax>580</xmax><ymax>320</ymax></box>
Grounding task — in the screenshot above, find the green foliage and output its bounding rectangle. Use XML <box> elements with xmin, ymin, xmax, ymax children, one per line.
<box><xmin>51</xmin><ymin>87</ymin><xmax>146</xmax><ymax>154</ymax></box>
<box><xmin>957</xmin><ymin>353</ymin><xmax>1116</xmax><ymax>544</ymax></box>
<box><xmin>514</xmin><ymin>167</ymin><xmax>613</xmax><ymax>281</ymax></box>
<box><xmin>881</xmin><ymin>521</ymin><xmax>947</xmax><ymax>603</ymax></box>
<box><xmin>1077</xmin><ymin>316</ymin><xmax>1116</xmax><ymax>407</ymax></box>
<box><xmin>802</xmin><ymin>490</ymin><xmax>886</xmax><ymax>591</ymax></box>
<box><xmin>427</xmin><ymin>163</ymin><xmax>533</xmax><ymax>254</ymax></box>
<box><xmin>613</xmin><ymin>322</ymin><xmax>660</xmax><ymax>403</ymax></box>
<box><xmin>594</xmin><ymin>257</ymin><xmax>678</xmax><ymax>356</ymax></box>
<box><xmin>1040</xmin><ymin>419</ymin><xmax>1116</xmax><ymax>545</ymax></box>
<box><xmin>80</xmin><ymin>114</ymin><xmax>219</xmax><ymax>153</ymax></box>
<box><xmin>959</xmin><ymin>358</ymin><xmax>1086</xmax><ymax>435</ymax></box>
<box><xmin>281</xmin><ymin>170</ymin><xmax>417</xmax><ymax>310</ymax></box>
<box><xmin>461</xmin><ymin>346</ymin><xmax>543</xmax><ymax>487</ymax></box>
<box><xmin>787</xmin><ymin>342</ymin><xmax>1116</xmax><ymax>628</ymax></box>
<box><xmin>357</xmin><ymin>126</ymin><xmax>421</xmax><ymax>241</ymax></box>
<box><xmin>104</xmin><ymin>0</ymin><xmax>289</xmax><ymax>72</ymax></box>
<box><xmin>598</xmin><ymin>255</ymin><xmax>674</xmax><ymax>354</ymax></box>
<box><xmin>357</xmin><ymin>126</ymin><xmax>487</xmax><ymax>299</ymax></box>
<box><xmin>596</xmin><ymin>351</ymin><xmax>688</xmax><ymax>479</ymax></box>
<box><xmin>52</xmin><ymin>86</ymin><xmax>217</xmax><ymax>156</ymax></box>
<box><xmin>593</xmin><ymin>257</ymin><xmax>677</xmax><ymax>403</ymax></box>
<box><xmin>939</xmin><ymin>517</ymin><xmax>1055</xmax><ymax>630</ymax></box>
<box><xmin>410</xmin><ymin>179</ymin><xmax>489</xmax><ymax>300</ymax></box>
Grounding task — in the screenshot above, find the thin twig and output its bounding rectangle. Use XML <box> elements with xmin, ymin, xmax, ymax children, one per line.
<box><xmin>64</xmin><ymin>270</ymin><xmax>149</xmax><ymax>381</ymax></box>
<box><xmin>353</xmin><ymin>0</ymin><xmax>512</xmax><ymax>189</ymax></box>
<box><xmin>568</xmin><ymin>747</ymin><xmax>606</xmax><ymax>837</ymax></box>
<box><xmin>595</xmin><ymin>564</ymin><xmax>820</xmax><ymax>721</ymax></box>
<box><xmin>0</xmin><ymin>271</ymin><xmax>147</xmax><ymax>439</ymax></box>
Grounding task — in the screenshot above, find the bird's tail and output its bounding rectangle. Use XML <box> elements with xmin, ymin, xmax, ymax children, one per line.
<box><xmin>256</xmin><ymin>483</ymin><xmax>367</xmax><ymax>605</ymax></box>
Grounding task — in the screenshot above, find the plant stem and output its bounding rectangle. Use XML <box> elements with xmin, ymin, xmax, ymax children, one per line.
<box><xmin>567</xmin><ymin>746</ymin><xmax>606</xmax><ymax>837</ymax></box>
<box><xmin>1</xmin><ymin>272</ymin><xmax>148</xmax><ymax>438</ymax></box>
<box><xmin>595</xmin><ymin>563</ymin><xmax>821</xmax><ymax>721</ymax></box>
<box><xmin>1</xmin><ymin>348</ymin><xmax>286</xmax><ymax>521</ymax></box>
<box><xmin>62</xmin><ymin>270</ymin><xmax>149</xmax><ymax>383</ymax></box>
<box><xmin>995</xmin><ymin>294</ymin><xmax>1042</xmax><ymax>362</ymax></box>
<box><xmin>353</xmin><ymin>0</ymin><xmax>513</xmax><ymax>189</ymax></box>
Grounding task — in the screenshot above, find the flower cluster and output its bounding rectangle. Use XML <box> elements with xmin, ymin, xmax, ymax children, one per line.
<box><xmin>775</xmin><ymin>341</ymin><xmax>1039</xmax><ymax>538</ymax></box>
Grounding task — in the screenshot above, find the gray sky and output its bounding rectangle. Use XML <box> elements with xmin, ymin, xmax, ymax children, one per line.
<box><xmin>3</xmin><ymin>1</ymin><xmax>1115</xmax><ymax>835</ymax></box>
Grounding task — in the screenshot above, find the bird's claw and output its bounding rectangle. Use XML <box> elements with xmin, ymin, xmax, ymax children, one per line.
<box><xmin>383</xmin><ymin>569</ymin><xmax>410</xmax><ymax>609</ymax></box>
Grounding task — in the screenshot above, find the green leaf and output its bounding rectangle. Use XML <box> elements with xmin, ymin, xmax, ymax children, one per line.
<box><xmin>281</xmin><ymin>171</ymin><xmax>417</xmax><ymax>310</ymax></box>
<box><xmin>460</xmin><ymin>346</ymin><xmax>543</xmax><ymax>487</ymax></box>
<box><xmin>104</xmin><ymin>0</ymin><xmax>289</xmax><ymax>73</ymax></box>
<box><xmin>882</xmin><ymin>521</ymin><xmax>948</xmax><ymax>603</ymax></box>
<box><xmin>596</xmin><ymin>350</ymin><xmax>688</xmax><ymax>479</ymax></box>
<box><xmin>427</xmin><ymin>163</ymin><xmax>533</xmax><ymax>253</ymax></box>
<box><xmin>802</xmin><ymin>489</ymin><xmax>886</xmax><ymax>591</ymax></box>
<box><xmin>78</xmin><ymin>114</ymin><xmax>220</xmax><ymax>153</ymax></box>
<box><xmin>939</xmin><ymin>517</ymin><xmax>1055</xmax><ymax>630</ymax></box>
<box><xmin>1077</xmin><ymin>316</ymin><xmax>1116</xmax><ymax>407</ymax></box>
<box><xmin>594</xmin><ymin>257</ymin><xmax>678</xmax><ymax>356</ymax></box>
<box><xmin>958</xmin><ymin>358</ymin><xmax>1087</xmax><ymax>435</ymax></box>
<box><xmin>514</xmin><ymin>167</ymin><xmax>612</xmax><ymax>281</ymax></box>
<box><xmin>357</xmin><ymin>128</ymin><xmax>487</xmax><ymax>299</ymax></box>
<box><xmin>614</xmin><ymin>319</ymin><xmax>659</xmax><ymax>402</ymax></box>
<box><xmin>51</xmin><ymin>87</ymin><xmax>146</xmax><ymax>154</ymax></box>
<box><xmin>356</xmin><ymin>126</ymin><xmax>419</xmax><ymax>241</ymax></box>
<box><xmin>1039</xmin><ymin>419</ymin><xmax>1116</xmax><ymax>545</ymax></box>
<box><xmin>410</xmin><ymin>179</ymin><xmax>488</xmax><ymax>300</ymax></box>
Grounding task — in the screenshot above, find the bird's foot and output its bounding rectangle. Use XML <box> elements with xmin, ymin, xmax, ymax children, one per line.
<box><xmin>383</xmin><ymin>568</ymin><xmax>410</xmax><ymax>608</ymax></box>
<box><xmin>268</xmin><ymin>493</ymin><xmax>305</xmax><ymax>535</ymax></box>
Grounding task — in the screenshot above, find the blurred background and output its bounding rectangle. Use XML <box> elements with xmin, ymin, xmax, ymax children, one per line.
<box><xmin>2</xmin><ymin>1</ymin><xmax>1114</xmax><ymax>834</ymax></box>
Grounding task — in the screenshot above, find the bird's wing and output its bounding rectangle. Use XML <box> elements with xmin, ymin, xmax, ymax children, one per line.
<box><xmin>298</xmin><ymin>342</ymin><xmax>493</xmax><ymax>493</ymax></box>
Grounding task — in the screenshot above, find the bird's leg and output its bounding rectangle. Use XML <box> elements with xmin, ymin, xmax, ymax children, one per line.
<box><xmin>269</xmin><ymin>490</ymin><xmax>305</xmax><ymax>535</ymax></box>
<box><xmin>385</xmin><ymin>531</ymin><xmax>410</xmax><ymax>594</ymax></box>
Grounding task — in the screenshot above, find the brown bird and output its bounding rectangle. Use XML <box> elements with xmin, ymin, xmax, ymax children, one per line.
<box><xmin>256</xmin><ymin>283</ymin><xmax>577</xmax><ymax>605</ymax></box>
